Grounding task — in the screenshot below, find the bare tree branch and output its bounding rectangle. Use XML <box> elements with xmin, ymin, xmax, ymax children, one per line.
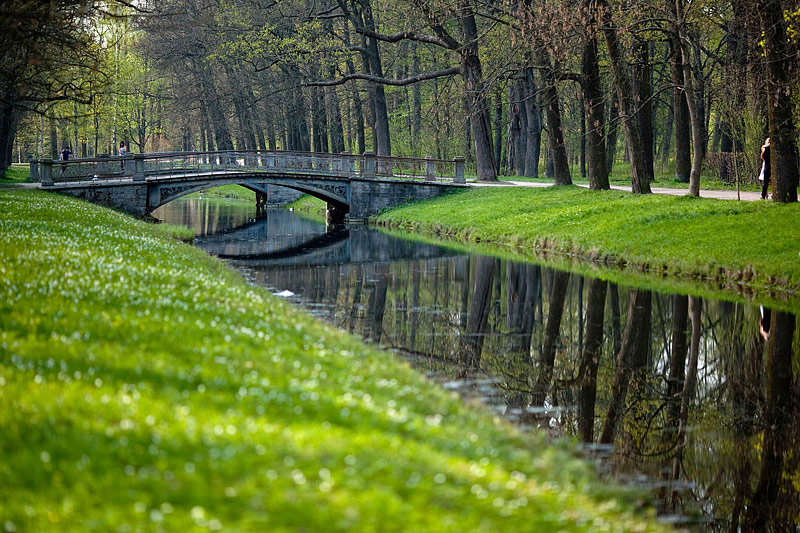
<box><xmin>306</xmin><ymin>67</ymin><xmax>461</xmax><ymax>87</ymax></box>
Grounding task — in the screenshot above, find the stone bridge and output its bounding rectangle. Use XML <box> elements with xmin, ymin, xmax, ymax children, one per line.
<box><xmin>31</xmin><ymin>150</ymin><xmax>466</xmax><ymax>223</ymax></box>
<box><xmin>196</xmin><ymin>217</ymin><xmax>459</xmax><ymax>267</ymax></box>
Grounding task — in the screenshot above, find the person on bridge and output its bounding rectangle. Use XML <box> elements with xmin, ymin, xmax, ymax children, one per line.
<box><xmin>59</xmin><ymin>146</ymin><xmax>71</xmax><ymax>176</ymax></box>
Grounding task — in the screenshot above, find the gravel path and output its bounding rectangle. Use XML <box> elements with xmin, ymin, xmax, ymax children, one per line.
<box><xmin>10</xmin><ymin>178</ymin><xmax>764</xmax><ymax>201</ymax></box>
<box><xmin>470</xmin><ymin>179</ymin><xmax>764</xmax><ymax>201</ymax></box>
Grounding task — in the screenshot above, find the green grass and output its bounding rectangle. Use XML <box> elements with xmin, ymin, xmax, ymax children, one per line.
<box><xmin>376</xmin><ymin>186</ymin><xmax>800</xmax><ymax>299</ymax></box>
<box><xmin>289</xmin><ymin>195</ymin><xmax>327</xmax><ymax>215</ymax></box>
<box><xmin>0</xmin><ymin>189</ymin><xmax>665</xmax><ymax>532</ymax></box>
<box><xmin>187</xmin><ymin>184</ymin><xmax>256</xmax><ymax>202</ymax></box>
<box><xmin>157</xmin><ymin>222</ymin><xmax>196</xmax><ymax>242</ymax></box>
<box><xmin>499</xmin><ymin>161</ymin><xmax>760</xmax><ymax>192</ymax></box>
<box><xmin>1</xmin><ymin>164</ymin><xmax>31</xmax><ymax>185</ymax></box>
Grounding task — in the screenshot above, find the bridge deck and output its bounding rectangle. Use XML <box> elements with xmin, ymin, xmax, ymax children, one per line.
<box><xmin>32</xmin><ymin>150</ymin><xmax>466</xmax><ymax>186</ymax></box>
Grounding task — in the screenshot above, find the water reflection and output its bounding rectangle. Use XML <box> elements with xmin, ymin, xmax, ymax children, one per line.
<box><xmin>157</xmin><ymin>198</ymin><xmax>800</xmax><ymax>530</ymax></box>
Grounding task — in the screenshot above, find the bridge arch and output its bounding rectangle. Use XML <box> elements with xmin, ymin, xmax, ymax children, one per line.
<box><xmin>148</xmin><ymin>173</ymin><xmax>350</xmax><ymax>221</ymax></box>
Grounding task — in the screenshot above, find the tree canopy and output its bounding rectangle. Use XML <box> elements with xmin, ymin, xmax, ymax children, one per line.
<box><xmin>5</xmin><ymin>0</ymin><xmax>800</xmax><ymax>199</ymax></box>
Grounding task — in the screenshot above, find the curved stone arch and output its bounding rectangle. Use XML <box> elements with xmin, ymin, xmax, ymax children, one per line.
<box><xmin>148</xmin><ymin>173</ymin><xmax>350</xmax><ymax>212</ymax></box>
<box><xmin>254</xmin><ymin>177</ymin><xmax>349</xmax><ymax>207</ymax></box>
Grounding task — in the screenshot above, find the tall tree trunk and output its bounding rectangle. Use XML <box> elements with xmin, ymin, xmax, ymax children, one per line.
<box><xmin>671</xmin><ymin>37</ymin><xmax>691</xmax><ymax>183</ymax></box>
<box><xmin>509</xmin><ymin>84</ymin><xmax>524</xmax><ymax>176</ymax></box>
<box><xmin>494</xmin><ymin>87</ymin><xmax>504</xmax><ymax>172</ymax></box>
<box><xmin>463</xmin><ymin>98</ymin><xmax>472</xmax><ymax>166</ymax></box>
<box><xmin>581</xmin><ymin>24</ymin><xmax>609</xmax><ymax>189</ymax></box>
<box><xmin>595</xmin><ymin>0</ymin><xmax>652</xmax><ymax>193</ymax></box>
<box><xmin>50</xmin><ymin>119</ymin><xmax>58</xmax><ymax>159</ymax></box>
<box><xmin>523</xmin><ymin>68</ymin><xmax>542</xmax><ymax>178</ymax></box>
<box><xmin>606</xmin><ymin>91</ymin><xmax>618</xmax><ymax>175</ymax></box>
<box><xmin>327</xmin><ymin>81</ymin><xmax>346</xmax><ymax>154</ymax></box>
<box><xmin>358</xmin><ymin>3</ymin><xmax>391</xmax><ymax>157</ymax></box>
<box><xmin>579</xmin><ymin>96</ymin><xmax>586</xmax><ymax>178</ymax></box>
<box><xmin>670</xmin><ymin>296</ymin><xmax>701</xmax><ymax>482</ymax></box>
<box><xmin>634</xmin><ymin>40</ymin><xmax>654</xmax><ymax>181</ymax></box>
<box><xmin>666</xmin><ymin>294</ymin><xmax>689</xmax><ymax>425</ymax></box>
<box><xmin>759</xmin><ymin>0</ymin><xmax>799</xmax><ymax>202</ymax></box>
<box><xmin>462</xmin><ymin>256</ymin><xmax>496</xmax><ymax>369</ymax></box>
<box><xmin>366</xmin><ymin>263</ymin><xmax>388</xmax><ymax>342</ymax></box>
<box><xmin>343</xmin><ymin>28</ymin><xmax>367</xmax><ymax>154</ymax></box>
<box><xmin>744</xmin><ymin>310</ymin><xmax>795</xmax><ymax>529</ymax></box>
<box><xmin>532</xmin><ymin>270</ymin><xmax>570</xmax><ymax>405</ymax></box>
<box><xmin>537</xmin><ymin>49</ymin><xmax>571</xmax><ymax>185</ymax></box>
<box><xmin>411</xmin><ymin>42</ymin><xmax>422</xmax><ymax>150</ymax></box>
<box><xmin>311</xmin><ymin>86</ymin><xmax>329</xmax><ymax>153</ymax></box>
<box><xmin>597</xmin><ymin>0</ymin><xmax>651</xmax><ymax>194</ymax></box>
<box><xmin>196</xmin><ymin>67</ymin><xmax>233</xmax><ymax>151</ymax></box>
<box><xmin>0</xmin><ymin>101</ymin><xmax>17</xmax><ymax>171</ymax></box>
<box><xmin>674</xmin><ymin>1</ymin><xmax>705</xmax><ymax>196</ymax></box>
<box><xmin>599</xmin><ymin>289</ymin><xmax>652</xmax><ymax>444</ymax></box>
<box><xmin>460</xmin><ymin>10</ymin><xmax>497</xmax><ymax>181</ymax></box>
<box><xmin>577</xmin><ymin>277</ymin><xmax>607</xmax><ymax>442</ymax></box>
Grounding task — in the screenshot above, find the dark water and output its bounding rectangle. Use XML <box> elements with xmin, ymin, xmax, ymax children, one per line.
<box><xmin>154</xmin><ymin>197</ymin><xmax>800</xmax><ymax>531</ymax></box>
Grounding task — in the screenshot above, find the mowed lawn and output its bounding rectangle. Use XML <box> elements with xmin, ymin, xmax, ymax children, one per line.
<box><xmin>0</xmin><ymin>189</ymin><xmax>664</xmax><ymax>531</ymax></box>
<box><xmin>377</xmin><ymin>186</ymin><xmax>800</xmax><ymax>296</ymax></box>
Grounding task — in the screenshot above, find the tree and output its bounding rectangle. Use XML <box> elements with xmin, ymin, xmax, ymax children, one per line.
<box><xmin>758</xmin><ymin>0</ymin><xmax>799</xmax><ymax>202</ymax></box>
<box><xmin>0</xmin><ymin>0</ymin><xmax>110</xmax><ymax>170</ymax></box>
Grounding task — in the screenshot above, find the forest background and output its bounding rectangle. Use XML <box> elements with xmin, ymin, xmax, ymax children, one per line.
<box><xmin>1</xmin><ymin>0</ymin><xmax>799</xmax><ymax>201</ymax></box>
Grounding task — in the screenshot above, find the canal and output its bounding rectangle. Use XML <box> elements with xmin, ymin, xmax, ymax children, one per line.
<box><xmin>155</xmin><ymin>196</ymin><xmax>800</xmax><ymax>531</ymax></box>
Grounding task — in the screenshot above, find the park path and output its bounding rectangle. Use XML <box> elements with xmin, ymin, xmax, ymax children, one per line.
<box><xmin>9</xmin><ymin>178</ymin><xmax>763</xmax><ymax>201</ymax></box>
<box><xmin>470</xmin><ymin>179</ymin><xmax>763</xmax><ymax>201</ymax></box>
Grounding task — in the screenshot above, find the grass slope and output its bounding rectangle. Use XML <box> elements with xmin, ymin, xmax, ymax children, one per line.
<box><xmin>187</xmin><ymin>184</ymin><xmax>256</xmax><ymax>202</ymax></box>
<box><xmin>0</xmin><ymin>189</ymin><xmax>664</xmax><ymax>531</ymax></box>
<box><xmin>376</xmin><ymin>186</ymin><xmax>800</xmax><ymax>297</ymax></box>
<box><xmin>499</xmin><ymin>160</ymin><xmax>759</xmax><ymax>191</ymax></box>
<box><xmin>1</xmin><ymin>164</ymin><xmax>30</xmax><ymax>185</ymax></box>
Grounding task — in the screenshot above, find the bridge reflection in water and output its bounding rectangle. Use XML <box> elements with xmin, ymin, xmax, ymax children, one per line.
<box><xmin>156</xmin><ymin>197</ymin><xmax>800</xmax><ymax>532</ymax></box>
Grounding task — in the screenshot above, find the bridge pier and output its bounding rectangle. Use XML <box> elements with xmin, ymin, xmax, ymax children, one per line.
<box><xmin>326</xmin><ymin>202</ymin><xmax>348</xmax><ymax>225</ymax></box>
<box><xmin>255</xmin><ymin>191</ymin><xmax>268</xmax><ymax>209</ymax></box>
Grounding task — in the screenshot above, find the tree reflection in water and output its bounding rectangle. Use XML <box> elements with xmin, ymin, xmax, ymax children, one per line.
<box><xmin>249</xmin><ymin>252</ymin><xmax>799</xmax><ymax>530</ymax></box>
<box><xmin>165</xmin><ymin>203</ymin><xmax>799</xmax><ymax>531</ymax></box>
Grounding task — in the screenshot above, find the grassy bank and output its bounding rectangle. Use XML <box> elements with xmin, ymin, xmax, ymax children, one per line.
<box><xmin>0</xmin><ymin>189</ymin><xmax>663</xmax><ymax>531</ymax></box>
<box><xmin>500</xmin><ymin>160</ymin><xmax>759</xmax><ymax>191</ymax></box>
<box><xmin>1</xmin><ymin>164</ymin><xmax>30</xmax><ymax>185</ymax></box>
<box><xmin>187</xmin><ymin>184</ymin><xmax>256</xmax><ymax>202</ymax></box>
<box><xmin>289</xmin><ymin>194</ymin><xmax>327</xmax><ymax>215</ymax></box>
<box><xmin>376</xmin><ymin>186</ymin><xmax>800</xmax><ymax>298</ymax></box>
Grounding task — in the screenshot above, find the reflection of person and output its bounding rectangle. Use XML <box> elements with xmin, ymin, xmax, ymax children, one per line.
<box><xmin>759</xmin><ymin>305</ymin><xmax>771</xmax><ymax>341</ymax></box>
<box><xmin>760</xmin><ymin>138</ymin><xmax>771</xmax><ymax>200</ymax></box>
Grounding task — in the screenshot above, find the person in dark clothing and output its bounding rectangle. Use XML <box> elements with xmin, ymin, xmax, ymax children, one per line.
<box><xmin>59</xmin><ymin>146</ymin><xmax>71</xmax><ymax>176</ymax></box>
<box><xmin>760</xmin><ymin>138</ymin><xmax>771</xmax><ymax>199</ymax></box>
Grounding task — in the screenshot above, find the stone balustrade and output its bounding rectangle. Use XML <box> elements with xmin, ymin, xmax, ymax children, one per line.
<box><xmin>33</xmin><ymin>150</ymin><xmax>466</xmax><ymax>185</ymax></box>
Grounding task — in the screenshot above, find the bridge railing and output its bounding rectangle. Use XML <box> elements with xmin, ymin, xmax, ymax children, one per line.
<box><xmin>34</xmin><ymin>150</ymin><xmax>466</xmax><ymax>185</ymax></box>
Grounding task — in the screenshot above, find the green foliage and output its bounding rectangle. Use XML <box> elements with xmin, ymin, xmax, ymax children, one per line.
<box><xmin>289</xmin><ymin>195</ymin><xmax>327</xmax><ymax>215</ymax></box>
<box><xmin>0</xmin><ymin>165</ymin><xmax>30</xmax><ymax>184</ymax></box>
<box><xmin>376</xmin><ymin>186</ymin><xmax>800</xmax><ymax>298</ymax></box>
<box><xmin>0</xmin><ymin>190</ymin><xmax>666</xmax><ymax>531</ymax></box>
<box><xmin>500</xmin><ymin>161</ymin><xmax>761</xmax><ymax>191</ymax></box>
<box><xmin>187</xmin><ymin>185</ymin><xmax>256</xmax><ymax>202</ymax></box>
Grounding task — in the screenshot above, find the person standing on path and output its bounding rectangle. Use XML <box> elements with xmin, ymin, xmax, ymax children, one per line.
<box><xmin>760</xmin><ymin>138</ymin><xmax>771</xmax><ymax>200</ymax></box>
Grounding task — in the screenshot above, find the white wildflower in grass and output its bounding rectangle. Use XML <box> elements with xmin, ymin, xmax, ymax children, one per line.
<box><xmin>0</xmin><ymin>190</ymin><xmax>664</xmax><ymax>532</ymax></box>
